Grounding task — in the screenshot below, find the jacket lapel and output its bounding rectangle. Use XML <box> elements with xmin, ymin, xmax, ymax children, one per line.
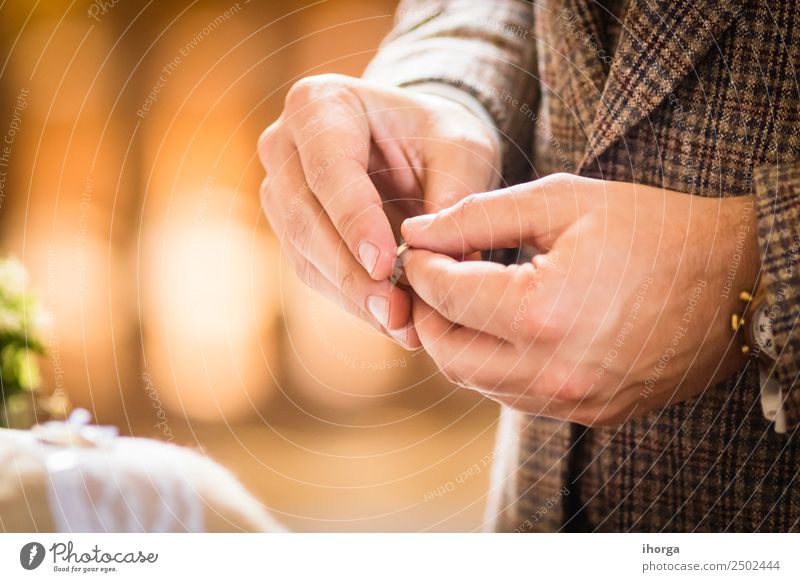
<box><xmin>543</xmin><ymin>0</ymin><xmax>613</xmax><ymax>151</ymax></box>
<box><xmin>578</xmin><ymin>0</ymin><xmax>738</xmax><ymax>172</ymax></box>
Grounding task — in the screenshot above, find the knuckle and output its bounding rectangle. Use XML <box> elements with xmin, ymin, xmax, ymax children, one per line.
<box><xmin>552</xmin><ymin>371</ymin><xmax>584</xmax><ymax>405</ymax></box>
<box><xmin>428</xmin><ymin>269</ymin><xmax>457</xmax><ymax>320</ymax></box>
<box><xmin>284</xmin><ymin>74</ymin><xmax>350</xmax><ymax>113</ymax></box>
<box><xmin>451</xmin><ymin>193</ymin><xmax>483</xmax><ymax>221</ymax></box>
<box><xmin>538</xmin><ymin>172</ymin><xmax>589</xmax><ymax>197</ymax></box>
<box><xmin>456</xmin><ymin>193</ymin><xmax>496</xmax><ymax>242</ymax></box>
<box><xmin>541</xmin><ymin>172</ymin><xmax>575</xmax><ymax>187</ymax></box>
<box><xmin>257</xmin><ymin>123</ymin><xmax>278</xmax><ymax>152</ymax></box>
<box><xmin>337</xmin><ymin>268</ymin><xmax>360</xmax><ymax>304</ymax></box>
<box><xmin>508</xmin><ymin>266</ymin><xmax>541</xmax><ymax>342</ymax></box>
<box><xmin>284</xmin><ymin>77</ymin><xmax>318</xmax><ymax>111</ymax></box>
<box><xmin>336</xmin><ymin>200</ymin><xmax>367</xmax><ymax>236</ymax></box>
<box><xmin>257</xmin><ymin>122</ymin><xmax>283</xmax><ymax>170</ymax></box>
<box><xmin>304</xmin><ymin>152</ymin><xmax>335</xmax><ymax>193</ymax></box>
<box><xmin>284</xmin><ymin>207</ymin><xmax>312</xmax><ymax>249</ymax></box>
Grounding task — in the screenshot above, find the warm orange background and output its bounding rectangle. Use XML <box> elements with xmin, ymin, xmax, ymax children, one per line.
<box><xmin>0</xmin><ymin>0</ymin><xmax>497</xmax><ymax>531</ymax></box>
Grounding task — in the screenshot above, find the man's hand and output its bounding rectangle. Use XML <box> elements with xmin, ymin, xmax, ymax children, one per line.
<box><xmin>258</xmin><ymin>74</ymin><xmax>499</xmax><ymax>347</ymax></box>
<box><xmin>400</xmin><ymin>173</ymin><xmax>759</xmax><ymax>425</ymax></box>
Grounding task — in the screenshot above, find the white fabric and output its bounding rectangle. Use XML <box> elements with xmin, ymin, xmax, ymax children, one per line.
<box><xmin>482</xmin><ymin>405</ymin><xmax>519</xmax><ymax>532</ymax></box>
<box><xmin>759</xmin><ymin>366</ymin><xmax>787</xmax><ymax>434</ymax></box>
<box><xmin>38</xmin><ymin>412</ymin><xmax>203</xmax><ymax>533</ymax></box>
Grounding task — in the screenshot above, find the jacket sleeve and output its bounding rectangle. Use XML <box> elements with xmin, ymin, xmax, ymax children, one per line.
<box><xmin>363</xmin><ymin>0</ymin><xmax>537</xmax><ymax>186</ymax></box>
<box><xmin>754</xmin><ymin>165</ymin><xmax>800</xmax><ymax>429</ymax></box>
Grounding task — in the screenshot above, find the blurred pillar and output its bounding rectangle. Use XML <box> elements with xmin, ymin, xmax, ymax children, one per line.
<box><xmin>136</xmin><ymin>2</ymin><xmax>284</xmax><ymax>422</ymax></box>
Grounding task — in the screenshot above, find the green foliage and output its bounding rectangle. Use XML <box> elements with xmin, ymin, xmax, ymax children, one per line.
<box><xmin>0</xmin><ymin>258</ymin><xmax>46</xmax><ymax>402</ymax></box>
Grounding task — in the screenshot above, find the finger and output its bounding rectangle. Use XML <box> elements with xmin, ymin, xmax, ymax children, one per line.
<box><xmin>412</xmin><ymin>296</ymin><xmax>508</xmax><ymax>382</ymax></box>
<box><xmin>413</xmin><ymin>299</ymin><xmax>598</xmax><ymax>418</ymax></box>
<box><xmin>260</xmin><ymin>142</ymin><xmax>411</xmax><ymax>331</ymax></box>
<box><xmin>404</xmin><ymin>249</ymin><xmax>550</xmax><ymax>342</ymax></box>
<box><xmin>412</xmin><ymin>298</ymin><xmax>553</xmax><ymax>408</ymax></box>
<box><xmin>287</xmin><ymin>88</ymin><xmax>396</xmax><ymax>281</ymax></box>
<box><xmin>289</xmin><ymin>255</ymin><xmax>421</xmax><ymax>350</ymax></box>
<box><xmin>401</xmin><ymin>174</ymin><xmax>585</xmax><ymax>257</ymax></box>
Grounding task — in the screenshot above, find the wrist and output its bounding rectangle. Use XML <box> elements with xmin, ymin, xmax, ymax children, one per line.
<box><xmin>404</xmin><ymin>83</ymin><xmax>502</xmax><ymax>189</ymax></box>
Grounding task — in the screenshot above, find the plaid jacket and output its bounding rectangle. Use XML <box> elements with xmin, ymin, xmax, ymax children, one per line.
<box><xmin>366</xmin><ymin>0</ymin><xmax>800</xmax><ymax>531</ymax></box>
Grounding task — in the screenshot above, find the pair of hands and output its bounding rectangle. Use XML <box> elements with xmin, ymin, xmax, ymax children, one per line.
<box><xmin>259</xmin><ymin>74</ymin><xmax>758</xmax><ymax>426</ymax></box>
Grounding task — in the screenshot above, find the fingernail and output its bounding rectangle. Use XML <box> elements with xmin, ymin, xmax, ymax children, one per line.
<box><xmin>388</xmin><ymin>325</ymin><xmax>409</xmax><ymax>346</ymax></box>
<box><xmin>367</xmin><ymin>295</ymin><xmax>389</xmax><ymax>327</ymax></box>
<box><xmin>358</xmin><ymin>241</ymin><xmax>379</xmax><ymax>276</ymax></box>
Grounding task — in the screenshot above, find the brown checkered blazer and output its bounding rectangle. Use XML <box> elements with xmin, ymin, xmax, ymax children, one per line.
<box><xmin>366</xmin><ymin>0</ymin><xmax>800</xmax><ymax>531</ymax></box>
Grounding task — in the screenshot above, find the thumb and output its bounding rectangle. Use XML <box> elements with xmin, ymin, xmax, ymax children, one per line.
<box><xmin>401</xmin><ymin>174</ymin><xmax>582</xmax><ymax>257</ymax></box>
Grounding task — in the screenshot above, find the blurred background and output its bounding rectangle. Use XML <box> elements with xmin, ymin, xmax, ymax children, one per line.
<box><xmin>0</xmin><ymin>0</ymin><xmax>498</xmax><ymax>531</ymax></box>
